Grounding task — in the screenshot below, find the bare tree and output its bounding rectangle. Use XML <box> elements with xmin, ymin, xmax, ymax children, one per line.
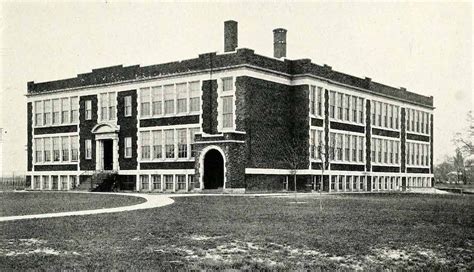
<box><xmin>311</xmin><ymin>135</ymin><xmax>334</xmax><ymax>210</ymax></box>
<box><xmin>281</xmin><ymin>137</ymin><xmax>308</xmax><ymax>203</ymax></box>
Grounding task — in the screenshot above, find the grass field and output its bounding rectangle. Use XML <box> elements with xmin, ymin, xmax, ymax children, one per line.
<box><xmin>0</xmin><ymin>192</ymin><xmax>145</xmax><ymax>216</ymax></box>
<box><xmin>0</xmin><ymin>193</ymin><xmax>473</xmax><ymax>270</ymax></box>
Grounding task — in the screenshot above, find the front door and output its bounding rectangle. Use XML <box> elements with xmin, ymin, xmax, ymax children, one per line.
<box><xmin>203</xmin><ymin>149</ymin><xmax>224</xmax><ymax>189</ymax></box>
<box><xmin>103</xmin><ymin>139</ymin><xmax>113</xmax><ymax>170</ymax></box>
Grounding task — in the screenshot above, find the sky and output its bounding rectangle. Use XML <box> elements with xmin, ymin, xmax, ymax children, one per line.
<box><xmin>0</xmin><ymin>1</ymin><xmax>472</xmax><ymax>176</ymax></box>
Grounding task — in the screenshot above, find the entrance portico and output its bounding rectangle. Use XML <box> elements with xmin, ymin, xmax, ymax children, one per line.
<box><xmin>91</xmin><ymin>123</ymin><xmax>120</xmax><ymax>171</ymax></box>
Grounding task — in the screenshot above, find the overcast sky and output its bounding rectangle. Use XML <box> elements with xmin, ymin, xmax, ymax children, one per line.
<box><xmin>0</xmin><ymin>1</ymin><xmax>472</xmax><ymax>175</ymax></box>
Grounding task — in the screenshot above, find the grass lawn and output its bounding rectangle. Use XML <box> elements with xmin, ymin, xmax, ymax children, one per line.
<box><xmin>0</xmin><ymin>192</ymin><xmax>145</xmax><ymax>216</ymax></box>
<box><xmin>0</xmin><ymin>193</ymin><xmax>473</xmax><ymax>270</ymax></box>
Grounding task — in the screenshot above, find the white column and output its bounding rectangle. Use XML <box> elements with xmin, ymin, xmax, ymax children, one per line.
<box><xmin>185</xmin><ymin>174</ymin><xmax>189</xmax><ymax>192</ymax></box>
<box><xmin>113</xmin><ymin>137</ymin><xmax>119</xmax><ymax>171</ymax></box>
<box><xmin>67</xmin><ymin>175</ymin><xmax>71</xmax><ymax>190</ymax></box>
<box><xmin>161</xmin><ymin>175</ymin><xmax>164</xmax><ymax>192</ymax></box>
<box><xmin>172</xmin><ymin>175</ymin><xmax>176</xmax><ymax>192</ymax></box>
<box><xmin>136</xmin><ymin>174</ymin><xmax>140</xmax><ymax>192</ymax></box>
<box><xmin>58</xmin><ymin>176</ymin><xmax>62</xmax><ymax>190</ymax></box>
<box><xmin>148</xmin><ymin>174</ymin><xmax>152</xmax><ymax>191</ymax></box>
<box><xmin>30</xmin><ymin>175</ymin><xmax>34</xmax><ymax>190</ymax></box>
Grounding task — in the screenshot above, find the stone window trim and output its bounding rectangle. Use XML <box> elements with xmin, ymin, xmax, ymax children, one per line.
<box><xmin>33</xmin><ymin>96</ymin><xmax>79</xmax><ymax>128</ymax></box>
<box><xmin>138</xmin><ymin>80</ymin><xmax>202</xmax><ymax>119</ymax></box>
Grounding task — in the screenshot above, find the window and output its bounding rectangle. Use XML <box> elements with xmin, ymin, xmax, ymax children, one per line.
<box><xmin>329</xmin><ymin>91</ymin><xmax>336</xmax><ymax>118</ymax></box>
<box><xmin>421</xmin><ymin>112</ymin><xmax>425</xmax><ymax>133</ymax></box>
<box><xmin>164</xmin><ymin>175</ymin><xmax>174</xmax><ymax>190</ymax></box>
<box><xmin>35</xmin><ymin>138</ymin><xmax>43</xmax><ymax>163</ymax></box>
<box><xmin>336</xmin><ymin>134</ymin><xmax>343</xmax><ymax>161</ymax></box>
<box><xmin>222</xmin><ymin>96</ymin><xmax>233</xmax><ymax>129</ymax></box>
<box><xmin>190</xmin><ymin>128</ymin><xmax>200</xmax><ymax>157</ymax></box>
<box><xmin>177</xmin><ymin>129</ymin><xmax>187</xmax><ymax>158</ymax></box>
<box><xmin>141</xmin><ymin>131</ymin><xmax>151</xmax><ymax>160</ymax></box>
<box><xmin>222</xmin><ymin>77</ymin><xmax>233</xmax><ymax>92</ymax></box>
<box><xmin>310</xmin><ymin>130</ymin><xmax>315</xmax><ymax>159</ymax></box>
<box><xmin>411</xmin><ymin>109</ymin><xmax>415</xmax><ymax>132</ymax></box>
<box><xmin>71</xmin><ymin>136</ymin><xmax>78</xmax><ymax>161</ymax></box>
<box><xmin>416</xmin><ymin>143</ymin><xmax>420</xmax><ymax>165</ymax></box>
<box><xmin>61</xmin><ymin>176</ymin><xmax>68</xmax><ymax>190</ymax></box>
<box><xmin>358</xmin><ymin>137</ymin><xmax>364</xmax><ymax>162</ymax></box>
<box><xmin>42</xmin><ymin>176</ymin><xmax>49</xmax><ymax>190</ymax></box>
<box><xmin>394</xmin><ymin>142</ymin><xmax>399</xmax><ymax>164</ymax></box>
<box><xmin>352</xmin><ymin>96</ymin><xmax>357</xmax><ymax>122</ymax></box>
<box><xmin>389</xmin><ymin>140</ymin><xmax>393</xmax><ymax>164</ymax></box>
<box><xmin>52</xmin><ymin>99</ymin><xmax>60</xmax><ymax>125</ymax></box>
<box><xmin>344</xmin><ymin>135</ymin><xmax>350</xmax><ymax>161</ymax></box>
<box><xmin>316</xmin><ymin>130</ymin><xmax>323</xmax><ymax>159</ymax></box>
<box><xmin>383</xmin><ymin>140</ymin><xmax>388</xmax><ymax>163</ymax></box>
<box><xmin>152</xmin><ymin>175</ymin><xmax>161</xmax><ymax>190</ymax></box>
<box><xmin>151</xmin><ymin>87</ymin><xmax>161</xmax><ymax>116</ymax></box>
<box><xmin>61</xmin><ymin>98</ymin><xmax>69</xmax><ymax>124</ymax></box>
<box><xmin>176</xmin><ymin>83</ymin><xmax>187</xmax><ymax>113</ymax></box>
<box><xmin>124</xmin><ymin>95</ymin><xmax>132</xmax><ymax>117</ymax></box>
<box><xmin>44</xmin><ymin>100</ymin><xmax>52</xmax><ymax>125</ymax></box>
<box><xmin>317</xmin><ymin>87</ymin><xmax>323</xmax><ymax>116</ymax></box>
<box><xmin>344</xmin><ymin>94</ymin><xmax>350</xmax><ymax>121</ymax></box>
<box><xmin>34</xmin><ymin>176</ymin><xmax>41</xmax><ymax>189</ymax></box>
<box><xmin>371</xmin><ymin>139</ymin><xmax>376</xmax><ymax>162</ymax></box>
<box><xmin>140</xmin><ymin>88</ymin><xmax>151</xmax><ymax>117</ymax></box>
<box><xmin>388</xmin><ymin>105</ymin><xmax>393</xmax><ymax>129</ymax></box>
<box><xmin>407</xmin><ymin>143</ymin><xmax>411</xmax><ymax>165</ymax></box>
<box><xmin>377</xmin><ymin>102</ymin><xmax>382</xmax><ymax>127</ymax></box>
<box><xmin>352</xmin><ymin>135</ymin><xmax>357</xmax><ymax>161</ymax></box>
<box><xmin>140</xmin><ymin>175</ymin><xmax>149</xmax><ymax>191</ymax></box>
<box><xmin>52</xmin><ymin>176</ymin><xmax>58</xmax><ymax>190</ymax></box>
<box><xmin>165</xmin><ymin>129</ymin><xmax>174</xmax><ymax>158</ymax></box>
<box><xmin>425</xmin><ymin>113</ymin><xmax>430</xmax><ymax>133</ymax></box>
<box><xmin>124</xmin><ymin>137</ymin><xmax>132</xmax><ymax>158</ymax></box>
<box><xmin>310</xmin><ymin>86</ymin><xmax>315</xmax><ymax>115</ymax></box>
<box><xmin>152</xmin><ymin>131</ymin><xmax>162</xmax><ymax>159</ymax></box>
<box><xmin>71</xmin><ymin>97</ymin><xmax>79</xmax><ymax>123</ymax></box>
<box><xmin>416</xmin><ymin>111</ymin><xmax>420</xmax><ymax>132</ymax></box>
<box><xmin>53</xmin><ymin>137</ymin><xmax>60</xmax><ymax>161</ymax></box>
<box><xmin>381</xmin><ymin>103</ymin><xmax>387</xmax><ymax>127</ymax></box>
<box><xmin>35</xmin><ymin>101</ymin><xmax>43</xmax><ymax>126</ymax></box>
<box><xmin>109</xmin><ymin>93</ymin><xmax>117</xmax><ymax>120</ymax></box>
<box><xmin>329</xmin><ymin>132</ymin><xmax>335</xmax><ymax>160</ymax></box>
<box><xmin>61</xmin><ymin>136</ymin><xmax>69</xmax><ymax>161</ymax></box>
<box><xmin>358</xmin><ymin>98</ymin><xmax>364</xmax><ymax>123</ymax></box>
<box><xmin>337</xmin><ymin>93</ymin><xmax>343</xmax><ymax>120</ymax></box>
<box><xmin>394</xmin><ymin>106</ymin><xmax>399</xmax><ymax>129</ymax></box>
<box><xmin>85</xmin><ymin>100</ymin><xmax>92</xmax><ymax>120</ymax></box>
<box><xmin>189</xmin><ymin>81</ymin><xmax>200</xmax><ymax>112</ymax></box>
<box><xmin>176</xmin><ymin>175</ymin><xmax>186</xmax><ymax>190</ymax></box>
<box><xmin>85</xmin><ymin>139</ymin><xmax>92</xmax><ymax>160</ymax></box>
<box><xmin>164</xmin><ymin>85</ymin><xmax>175</xmax><ymax>115</ymax></box>
<box><xmin>377</xmin><ymin>139</ymin><xmax>382</xmax><ymax>163</ymax></box>
<box><xmin>420</xmin><ymin>145</ymin><xmax>425</xmax><ymax>165</ymax></box>
<box><xmin>44</xmin><ymin>138</ymin><xmax>51</xmax><ymax>162</ymax></box>
<box><xmin>188</xmin><ymin>175</ymin><xmax>196</xmax><ymax>190</ymax></box>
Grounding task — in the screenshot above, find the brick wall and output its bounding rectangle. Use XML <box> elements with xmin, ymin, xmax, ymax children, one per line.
<box><xmin>79</xmin><ymin>95</ymin><xmax>97</xmax><ymax>170</ymax></box>
<box><xmin>27</xmin><ymin>102</ymin><xmax>32</xmax><ymax>171</ymax></box>
<box><xmin>202</xmin><ymin>80</ymin><xmax>218</xmax><ymax>134</ymax></box>
<box><xmin>117</xmin><ymin>90</ymin><xmax>138</xmax><ymax>170</ymax></box>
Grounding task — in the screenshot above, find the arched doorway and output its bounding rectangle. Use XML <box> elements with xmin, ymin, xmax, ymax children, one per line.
<box><xmin>203</xmin><ymin>149</ymin><xmax>224</xmax><ymax>189</ymax></box>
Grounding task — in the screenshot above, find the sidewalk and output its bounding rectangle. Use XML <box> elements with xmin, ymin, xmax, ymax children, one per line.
<box><xmin>0</xmin><ymin>192</ymin><xmax>174</xmax><ymax>223</ymax></box>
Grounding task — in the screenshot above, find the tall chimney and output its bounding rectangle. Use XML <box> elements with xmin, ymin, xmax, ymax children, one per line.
<box><xmin>273</xmin><ymin>28</ymin><xmax>287</xmax><ymax>58</ymax></box>
<box><xmin>224</xmin><ymin>20</ymin><xmax>238</xmax><ymax>52</ymax></box>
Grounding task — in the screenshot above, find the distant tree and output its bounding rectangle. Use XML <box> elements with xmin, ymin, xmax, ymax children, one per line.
<box><xmin>434</xmin><ymin>158</ymin><xmax>455</xmax><ymax>183</ymax></box>
<box><xmin>453</xmin><ymin>111</ymin><xmax>473</xmax><ymax>184</ymax></box>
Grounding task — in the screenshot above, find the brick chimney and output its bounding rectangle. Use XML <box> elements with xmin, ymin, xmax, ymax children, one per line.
<box><xmin>224</xmin><ymin>20</ymin><xmax>238</xmax><ymax>52</ymax></box>
<box><xmin>273</xmin><ymin>28</ymin><xmax>287</xmax><ymax>58</ymax></box>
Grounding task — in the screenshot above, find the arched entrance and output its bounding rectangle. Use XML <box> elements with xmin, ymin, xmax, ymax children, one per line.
<box><xmin>203</xmin><ymin>149</ymin><xmax>224</xmax><ymax>189</ymax></box>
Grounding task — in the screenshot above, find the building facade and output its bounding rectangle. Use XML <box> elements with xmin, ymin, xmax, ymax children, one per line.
<box><xmin>26</xmin><ymin>21</ymin><xmax>434</xmax><ymax>192</ymax></box>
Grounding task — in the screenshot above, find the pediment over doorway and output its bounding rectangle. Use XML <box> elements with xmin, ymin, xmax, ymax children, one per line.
<box><xmin>91</xmin><ymin>123</ymin><xmax>120</xmax><ymax>135</ymax></box>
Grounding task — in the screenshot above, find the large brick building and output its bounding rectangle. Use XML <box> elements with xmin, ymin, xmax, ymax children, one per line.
<box><xmin>26</xmin><ymin>21</ymin><xmax>434</xmax><ymax>192</ymax></box>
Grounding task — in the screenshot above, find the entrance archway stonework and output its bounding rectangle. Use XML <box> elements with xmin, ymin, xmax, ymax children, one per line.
<box><xmin>193</xmin><ymin>135</ymin><xmax>246</xmax><ymax>191</ymax></box>
<box><xmin>91</xmin><ymin>123</ymin><xmax>120</xmax><ymax>171</ymax></box>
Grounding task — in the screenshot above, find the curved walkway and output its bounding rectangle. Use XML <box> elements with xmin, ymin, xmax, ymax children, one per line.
<box><xmin>0</xmin><ymin>192</ymin><xmax>174</xmax><ymax>223</ymax></box>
